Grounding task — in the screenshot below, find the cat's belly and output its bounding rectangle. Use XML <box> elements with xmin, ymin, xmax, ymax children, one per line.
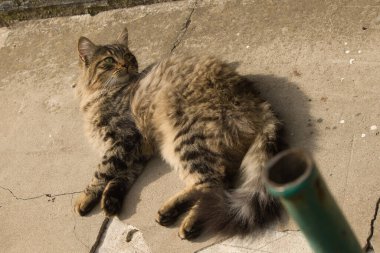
<box><xmin>157</xmin><ymin>119</ymin><xmax>198</xmax><ymax>186</ymax></box>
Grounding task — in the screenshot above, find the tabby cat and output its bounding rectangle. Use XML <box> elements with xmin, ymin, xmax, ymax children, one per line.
<box><xmin>74</xmin><ymin>28</ymin><xmax>283</xmax><ymax>239</ymax></box>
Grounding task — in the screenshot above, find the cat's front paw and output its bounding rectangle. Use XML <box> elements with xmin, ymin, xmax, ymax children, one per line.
<box><xmin>101</xmin><ymin>179</ymin><xmax>126</xmax><ymax>216</ymax></box>
<box><xmin>74</xmin><ymin>192</ymin><xmax>100</xmax><ymax>216</ymax></box>
<box><xmin>101</xmin><ymin>195</ymin><xmax>122</xmax><ymax>216</ymax></box>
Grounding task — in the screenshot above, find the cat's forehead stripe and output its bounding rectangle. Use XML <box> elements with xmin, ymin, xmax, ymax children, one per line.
<box><xmin>104</xmin><ymin>45</ymin><xmax>127</xmax><ymax>56</ymax></box>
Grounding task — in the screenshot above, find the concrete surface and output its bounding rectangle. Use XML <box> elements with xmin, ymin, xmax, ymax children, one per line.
<box><xmin>0</xmin><ymin>0</ymin><xmax>379</xmax><ymax>252</ymax></box>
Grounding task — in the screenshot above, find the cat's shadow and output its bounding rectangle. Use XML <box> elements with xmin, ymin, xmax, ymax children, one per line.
<box><xmin>118</xmin><ymin>157</ymin><xmax>172</xmax><ymax>220</ymax></box>
<box><xmin>245</xmin><ymin>74</ymin><xmax>317</xmax><ymax>151</ymax></box>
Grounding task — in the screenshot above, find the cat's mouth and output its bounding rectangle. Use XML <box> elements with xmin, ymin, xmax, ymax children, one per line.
<box><xmin>113</xmin><ymin>72</ymin><xmax>132</xmax><ymax>84</ymax></box>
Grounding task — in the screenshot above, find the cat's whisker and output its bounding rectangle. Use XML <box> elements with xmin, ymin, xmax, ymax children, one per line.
<box><xmin>104</xmin><ymin>77</ymin><xmax>114</xmax><ymax>87</ymax></box>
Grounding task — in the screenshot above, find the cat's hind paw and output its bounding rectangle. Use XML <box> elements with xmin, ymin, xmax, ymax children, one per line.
<box><xmin>156</xmin><ymin>209</ymin><xmax>180</xmax><ymax>226</ymax></box>
<box><xmin>178</xmin><ymin>216</ymin><xmax>203</xmax><ymax>240</ymax></box>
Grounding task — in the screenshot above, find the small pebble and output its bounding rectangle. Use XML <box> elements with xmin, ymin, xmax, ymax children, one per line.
<box><xmin>358</xmin><ymin>50</ymin><xmax>362</xmax><ymax>54</ymax></box>
<box><xmin>339</xmin><ymin>120</ymin><xmax>345</xmax><ymax>124</ymax></box>
<box><xmin>344</xmin><ymin>42</ymin><xmax>348</xmax><ymax>45</ymax></box>
<box><xmin>340</xmin><ymin>78</ymin><xmax>345</xmax><ymax>82</ymax></box>
<box><xmin>361</xmin><ymin>133</ymin><xmax>366</xmax><ymax>138</ymax></box>
<box><xmin>345</xmin><ymin>50</ymin><xmax>350</xmax><ymax>54</ymax></box>
<box><xmin>349</xmin><ymin>58</ymin><xmax>355</xmax><ymax>64</ymax></box>
<box><xmin>246</xmin><ymin>45</ymin><xmax>250</xmax><ymax>49</ymax></box>
<box><xmin>370</xmin><ymin>125</ymin><xmax>378</xmax><ymax>131</ymax></box>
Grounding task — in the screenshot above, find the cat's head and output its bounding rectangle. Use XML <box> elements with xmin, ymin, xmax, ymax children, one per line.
<box><xmin>75</xmin><ymin>28</ymin><xmax>138</xmax><ymax>94</ymax></box>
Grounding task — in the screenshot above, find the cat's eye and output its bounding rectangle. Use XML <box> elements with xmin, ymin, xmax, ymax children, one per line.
<box><xmin>104</xmin><ymin>57</ymin><xmax>115</xmax><ymax>64</ymax></box>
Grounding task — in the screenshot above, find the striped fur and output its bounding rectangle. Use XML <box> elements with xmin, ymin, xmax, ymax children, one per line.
<box><xmin>74</xmin><ymin>28</ymin><xmax>283</xmax><ymax>239</ymax></box>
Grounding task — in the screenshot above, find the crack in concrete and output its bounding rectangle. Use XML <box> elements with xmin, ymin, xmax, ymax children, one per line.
<box><xmin>195</xmin><ymin>228</ymin><xmax>302</xmax><ymax>252</ymax></box>
<box><xmin>364</xmin><ymin>197</ymin><xmax>380</xmax><ymax>252</ymax></box>
<box><xmin>71</xmin><ymin>194</ymin><xmax>90</xmax><ymax>250</ymax></box>
<box><xmin>0</xmin><ymin>185</ymin><xmax>82</xmax><ymax>201</ymax></box>
<box><xmin>170</xmin><ymin>0</ymin><xmax>197</xmax><ymax>53</ymax></box>
<box><xmin>89</xmin><ymin>217</ymin><xmax>110</xmax><ymax>253</ymax></box>
<box><xmin>254</xmin><ymin>233</ymin><xmax>290</xmax><ymax>251</ymax></box>
<box><xmin>221</xmin><ymin>243</ymin><xmax>258</xmax><ymax>251</ymax></box>
<box><xmin>194</xmin><ymin>239</ymin><xmax>227</xmax><ymax>253</ymax></box>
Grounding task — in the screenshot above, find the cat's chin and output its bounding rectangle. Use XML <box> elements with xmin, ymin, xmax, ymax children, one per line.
<box><xmin>113</xmin><ymin>74</ymin><xmax>134</xmax><ymax>85</ymax></box>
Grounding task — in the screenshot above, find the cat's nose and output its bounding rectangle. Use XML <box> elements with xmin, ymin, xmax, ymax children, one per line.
<box><xmin>117</xmin><ymin>63</ymin><xmax>128</xmax><ymax>69</ymax></box>
<box><xmin>116</xmin><ymin>63</ymin><xmax>128</xmax><ymax>69</ymax></box>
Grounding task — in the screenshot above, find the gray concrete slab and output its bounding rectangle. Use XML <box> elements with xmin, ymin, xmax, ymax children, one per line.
<box><xmin>0</xmin><ymin>0</ymin><xmax>379</xmax><ymax>252</ymax></box>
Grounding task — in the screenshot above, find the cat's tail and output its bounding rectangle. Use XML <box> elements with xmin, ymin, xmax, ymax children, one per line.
<box><xmin>198</xmin><ymin>127</ymin><xmax>284</xmax><ymax>237</ymax></box>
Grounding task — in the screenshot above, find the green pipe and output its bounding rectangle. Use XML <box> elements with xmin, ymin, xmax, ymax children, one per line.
<box><xmin>264</xmin><ymin>149</ymin><xmax>363</xmax><ymax>253</ymax></box>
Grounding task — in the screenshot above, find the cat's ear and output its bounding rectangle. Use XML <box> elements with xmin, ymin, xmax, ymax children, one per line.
<box><xmin>78</xmin><ymin>36</ymin><xmax>97</xmax><ymax>64</ymax></box>
<box><xmin>117</xmin><ymin>28</ymin><xmax>129</xmax><ymax>47</ymax></box>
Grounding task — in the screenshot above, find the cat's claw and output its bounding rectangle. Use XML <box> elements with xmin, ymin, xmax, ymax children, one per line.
<box><xmin>156</xmin><ymin>209</ymin><xmax>179</xmax><ymax>226</ymax></box>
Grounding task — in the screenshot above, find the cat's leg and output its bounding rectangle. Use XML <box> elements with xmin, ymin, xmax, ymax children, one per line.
<box><xmin>177</xmin><ymin>182</ymin><xmax>221</xmax><ymax>240</ymax></box>
<box><xmin>156</xmin><ymin>186</ymin><xmax>201</xmax><ymax>226</ymax></box>
<box><xmin>75</xmin><ymin>135</ymin><xmax>152</xmax><ymax>216</ymax></box>
<box><xmin>178</xmin><ymin>200</ymin><xmax>203</xmax><ymax>239</ymax></box>
<box><xmin>100</xmin><ymin>139</ymin><xmax>154</xmax><ymax>216</ymax></box>
<box><xmin>74</xmin><ymin>162</ymin><xmax>111</xmax><ymax>216</ymax></box>
<box><xmin>75</xmin><ymin>150</ymin><xmax>144</xmax><ymax>216</ymax></box>
<box><xmin>157</xmin><ymin>177</ymin><xmax>223</xmax><ymax>239</ymax></box>
<box><xmin>156</xmin><ymin>182</ymin><xmax>216</xmax><ymax>240</ymax></box>
<box><xmin>100</xmin><ymin>161</ymin><xmax>145</xmax><ymax>216</ymax></box>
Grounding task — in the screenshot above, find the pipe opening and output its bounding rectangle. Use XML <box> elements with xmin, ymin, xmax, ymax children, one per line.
<box><xmin>267</xmin><ymin>150</ymin><xmax>310</xmax><ymax>186</ymax></box>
